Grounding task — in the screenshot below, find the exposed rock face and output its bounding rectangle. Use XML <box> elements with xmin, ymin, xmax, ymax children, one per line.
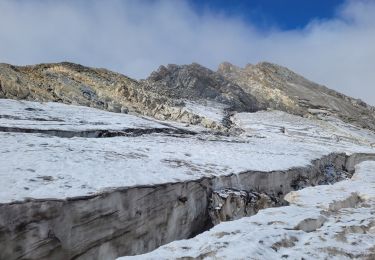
<box><xmin>0</xmin><ymin>63</ymin><xmax>224</xmax><ymax>129</ymax></box>
<box><xmin>0</xmin><ymin>62</ymin><xmax>140</xmax><ymax>112</ymax></box>
<box><xmin>143</xmin><ymin>63</ymin><xmax>260</xmax><ymax>112</ymax></box>
<box><xmin>218</xmin><ymin>62</ymin><xmax>375</xmax><ymax>130</ymax></box>
<box><xmin>209</xmin><ymin>189</ymin><xmax>282</xmax><ymax>225</ymax></box>
<box><xmin>0</xmin><ymin>62</ymin><xmax>261</xmax><ymax>130</ymax></box>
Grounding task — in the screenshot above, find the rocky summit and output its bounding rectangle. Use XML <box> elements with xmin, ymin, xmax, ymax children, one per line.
<box><xmin>0</xmin><ymin>61</ymin><xmax>375</xmax><ymax>260</ymax></box>
<box><xmin>218</xmin><ymin>61</ymin><xmax>375</xmax><ymax>130</ymax></box>
<box><xmin>144</xmin><ymin>63</ymin><xmax>260</xmax><ymax>112</ymax></box>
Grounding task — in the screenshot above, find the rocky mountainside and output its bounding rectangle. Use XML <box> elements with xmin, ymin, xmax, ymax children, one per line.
<box><xmin>218</xmin><ymin>62</ymin><xmax>375</xmax><ymax>130</ymax></box>
<box><xmin>0</xmin><ymin>62</ymin><xmax>224</xmax><ymax>129</ymax></box>
<box><xmin>143</xmin><ymin>63</ymin><xmax>260</xmax><ymax>112</ymax></box>
<box><xmin>1</xmin><ymin>61</ymin><xmax>374</xmax><ymax>131</ymax></box>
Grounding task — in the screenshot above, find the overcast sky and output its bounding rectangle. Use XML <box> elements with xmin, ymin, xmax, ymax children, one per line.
<box><xmin>0</xmin><ymin>0</ymin><xmax>374</xmax><ymax>105</ymax></box>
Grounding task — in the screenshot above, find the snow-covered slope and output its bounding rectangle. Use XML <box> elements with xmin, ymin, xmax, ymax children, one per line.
<box><xmin>0</xmin><ymin>99</ymin><xmax>169</xmax><ymax>131</ymax></box>
<box><xmin>1</xmin><ymin>99</ymin><xmax>375</xmax><ymax>203</ymax></box>
<box><xmin>122</xmin><ymin>160</ymin><xmax>375</xmax><ymax>260</ymax></box>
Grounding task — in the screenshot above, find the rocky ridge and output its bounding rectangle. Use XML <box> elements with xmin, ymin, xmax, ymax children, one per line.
<box><xmin>218</xmin><ymin>62</ymin><xmax>375</xmax><ymax>130</ymax></box>
<box><xmin>1</xmin><ymin>61</ymin><xmax>374</xmax><ymax>131</ymax></box>
<box><xmin>143</xmin><ymin>63</ymin><xmax>260</xmax><ymax>112</ymax></box>
<box><xmin>0</xmin><ymin>63</ymin><xmax>222</xmax><ymax>129</ymax></box>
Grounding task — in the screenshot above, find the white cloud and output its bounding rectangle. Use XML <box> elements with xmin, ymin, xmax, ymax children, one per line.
<box><xmin>0</xmin><ymin>0</ymin><xmax>374</xmax><ymax>104</ymax></box>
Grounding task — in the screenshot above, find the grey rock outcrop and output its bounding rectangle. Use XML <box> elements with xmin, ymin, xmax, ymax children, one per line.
<box><xmin>0</xmin><ymin>63</ymin><xmax>223</xmax><ymax>129</ymax></box>
<box><xmin>209</xmin><ymin>189</ymin><xmax>281</xmax><ymax>225</ymax></box>
<box><xmin>218</xmin><ymin>62</ymin><xmax>375</xmax><ymax>130</ymax></box>
<box><xmin>143</xmin><ymin>63</ymin><xmax>260</xmax><ymax>112</ymax></box>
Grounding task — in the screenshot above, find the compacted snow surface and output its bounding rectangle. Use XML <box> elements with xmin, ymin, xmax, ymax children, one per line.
<box><xmin>1</xmin><ymin>98</ymin><xmax>375</xmax><ymax>259</ymax></box>
<box><xmin>1</xmin><ymin>99</ymin><xmax>375</xmax><ymax>203</ymax></box>
<box><xmin>0</xmin><ymin>99</ymin><xmax>168</xmax><ymax>131</ymax></box>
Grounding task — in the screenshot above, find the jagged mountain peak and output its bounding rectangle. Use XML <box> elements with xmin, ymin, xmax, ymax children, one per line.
<box><xmin>147</xmin><ymin>63</ymin><xmax>213</xmax><ymax>82</ymax></box>
<box><xmin>217</xmin><ymin>61</ymin><xmax>375</xmax><ymax>130</ymax></box>
<box><xmin>144</xmin><ymin>62</ymin><xmax>260</xmax><ymax>113</ymax></box>
<box><xmin>217</xmin><ymin>61</ymin><xmax>241</xmax><ymax>74</ymax></box>
<box><xmin>218</xmin><ymin>61</ymin><xmax>298</xmax><ymax>79</ymax></box>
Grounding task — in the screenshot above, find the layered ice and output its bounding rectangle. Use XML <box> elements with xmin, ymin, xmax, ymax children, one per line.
<box><xmin>123</xmin><ymin>161</ymin><xmax>375</xmax><ymax>260</ymax></box>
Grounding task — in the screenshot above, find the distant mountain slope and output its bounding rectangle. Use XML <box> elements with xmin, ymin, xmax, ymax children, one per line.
<box><xmin>0</xmin><ymin>62</ymin><xmax>227</xmax><ymax>129</ymax></box>
<box><xmin>218</xmin><ymin>62</ymin><xmax>375</xmax><ymax>130</ymax></box>
<box><xmin>143</xmin><ymin>63</ymin><xmax>260</xmax><ymax>112</ymax></box>
<box><xmin>0</xmin><ymin>62</ymin><xmax>145</xmax><ymax>112</ymax></box>
<box><xmin>1</xmin><ymin>61</ymin><xmax>374</xmax><ymax>131</ymax></box>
